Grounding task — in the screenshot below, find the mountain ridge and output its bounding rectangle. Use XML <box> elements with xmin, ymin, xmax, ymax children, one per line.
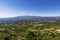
<box><xmin>0</xmin><ymin>16</ymin><xmax>60</xmax><ymax>22</ymax></box>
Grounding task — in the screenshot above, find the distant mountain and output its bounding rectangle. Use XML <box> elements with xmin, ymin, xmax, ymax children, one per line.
<box><xmin>0</xmin><ymin>16</ymin><xmax>60</xmax><ymax>22</ymax></box>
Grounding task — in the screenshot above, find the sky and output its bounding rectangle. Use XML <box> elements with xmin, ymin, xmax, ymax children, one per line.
<box><xmin>0</xmin><ymin>0</ymin><xmax>60</xmax><ymax>18</ymax></box>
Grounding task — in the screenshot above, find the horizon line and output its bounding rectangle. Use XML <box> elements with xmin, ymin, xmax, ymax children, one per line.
<box><xmin>0</xmin><ymin>15</ymin><xmax>60</xmax><ymax>18</ymax></box>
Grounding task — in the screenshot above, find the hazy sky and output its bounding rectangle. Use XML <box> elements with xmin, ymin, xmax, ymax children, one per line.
<box><xmin>0</xmin><ymin>0</ymin><xmax>60</xmax><ymax>18</ymax></box>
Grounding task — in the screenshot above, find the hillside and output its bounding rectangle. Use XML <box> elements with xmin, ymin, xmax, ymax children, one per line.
<box><xmin>0</xmin><ymin>20</ymin><xmax>60</xmax><ymax>40</ymax></box>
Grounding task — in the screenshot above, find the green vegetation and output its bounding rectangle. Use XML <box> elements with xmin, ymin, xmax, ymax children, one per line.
<box><xmin>0</xmin><ymin>20</ymin><xmax>60</xmax><ymax>40</ymax></box>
